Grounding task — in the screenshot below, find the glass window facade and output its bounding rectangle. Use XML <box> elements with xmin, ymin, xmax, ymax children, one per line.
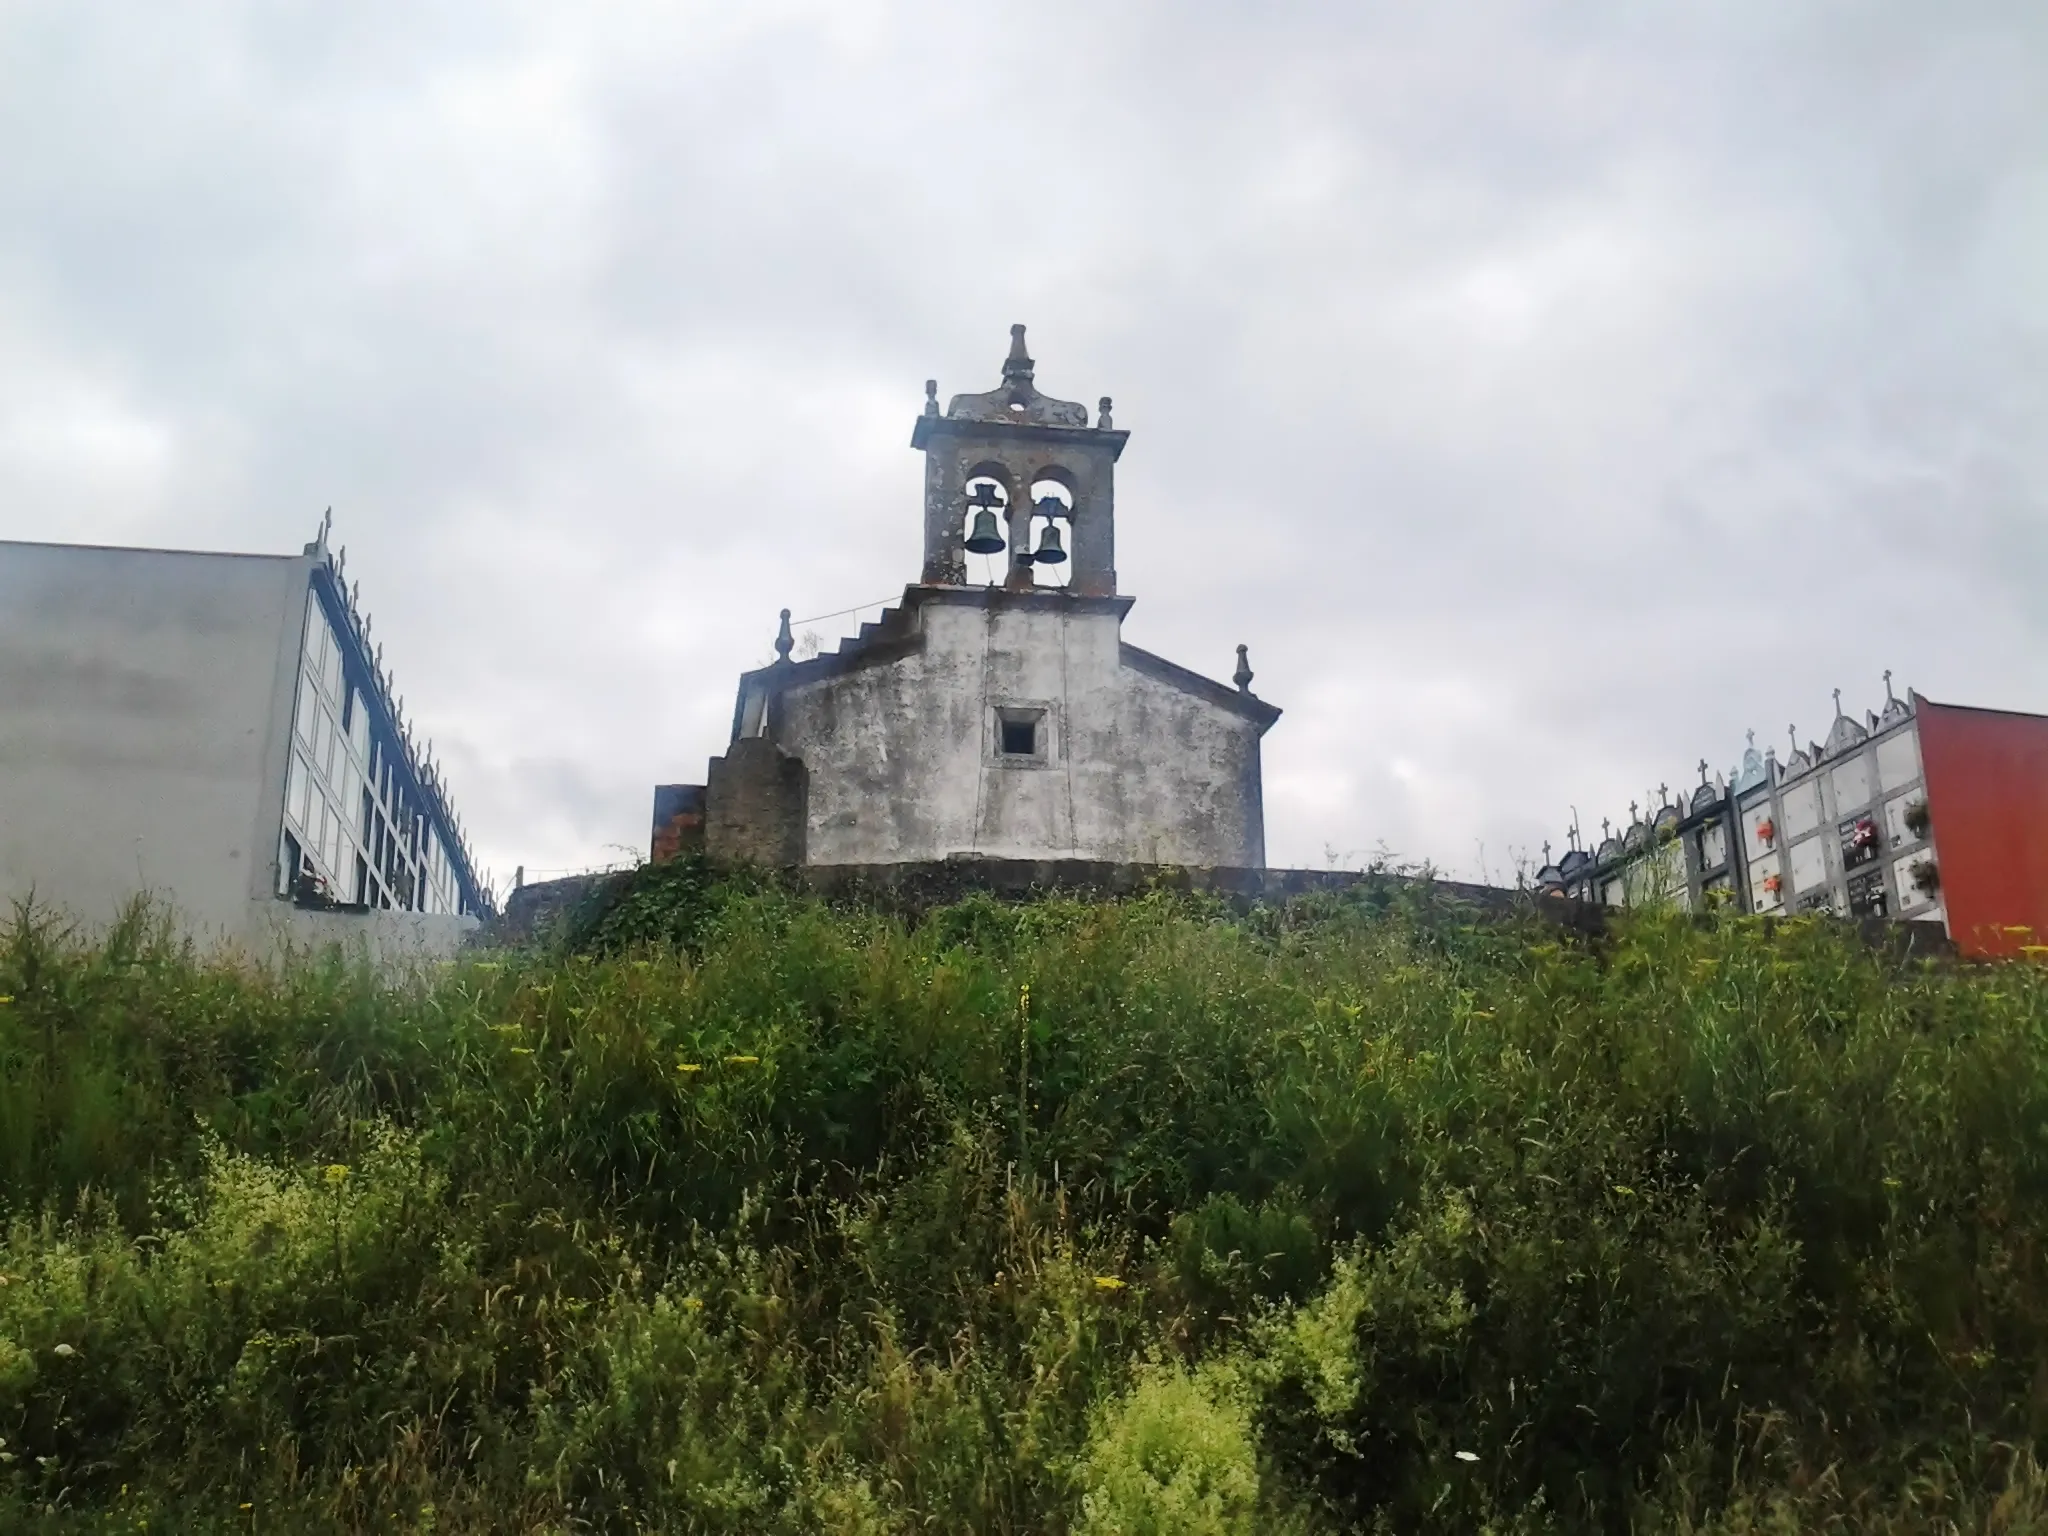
<box><xmin>278</xmin><ymin>581</ymin><xmax>481</xmax><ymax>917</ymax></box>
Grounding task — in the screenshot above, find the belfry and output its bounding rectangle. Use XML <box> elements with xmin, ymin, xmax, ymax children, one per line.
<box><xmin>653</xmin><ymin>326</ymin><xmax>1280</xmax><ymax>868</ymax></box>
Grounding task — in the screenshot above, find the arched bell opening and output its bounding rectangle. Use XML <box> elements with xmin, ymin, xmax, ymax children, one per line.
<box><xmin>1023</xmin><ymin>479</ymin><xmax>1074</xmax><ymax>588</ymax></box>
<box><xmin>961</xmin><ymin>471</ymin><xmax>1013</xmax><ymax>586</ymax></box>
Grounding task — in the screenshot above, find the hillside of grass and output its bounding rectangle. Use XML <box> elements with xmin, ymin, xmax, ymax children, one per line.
<box><xmin>3</xmin><ymin>865</ymin><xmax>2047</xmax><ymax>1533</ymax></box>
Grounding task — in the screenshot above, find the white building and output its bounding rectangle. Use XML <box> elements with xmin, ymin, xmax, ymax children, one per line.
<box><xmin>661</xmin><ymin>327</ymin><xmax>1281</xmax><ymax>869</ymax></box>
<box><xmin>0</xmin><ymin>521</ymin><xmax>489</xmax><ymax>957</ymax></box>
<box><xmin>1540</xmin><ymin>678</ymin><xmax>1950</xmax><ymax>929</ymax></box>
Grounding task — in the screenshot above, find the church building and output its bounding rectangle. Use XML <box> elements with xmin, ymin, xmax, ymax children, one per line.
<box><xmin>654</xmin><ymin>326</ymin><xmax>1279</xmax><ymax>869</ymax></box>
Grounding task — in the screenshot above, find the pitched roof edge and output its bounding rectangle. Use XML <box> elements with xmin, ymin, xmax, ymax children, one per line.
<box><xmin>730</xmin><ymin>631</ymin><xmax>927</xmax><ymax>743</ymax></box>
<box><xmin>1119</xmin><ymin>642</ymin><xmax>1282</xmax><ymax>731</ymax></box>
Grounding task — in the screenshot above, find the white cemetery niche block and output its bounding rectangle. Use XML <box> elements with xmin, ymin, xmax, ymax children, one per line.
<box><xmin>1787</xmin><ymin>834</ymin><xmax>1829</xmax><ymax>900</ymax></box>
<box><xmin>1782</xmin><ymin>780</ymin><xmax>1822</xmax><ymax>839</ymax></box>
<box><xmin>1830</xmin><ymin>753</ymin><xmax>1873</xmax><ymax>814</ymax></box>
<box><xmin>1877</xmin><ymin>728</ymin><xmax>1922</xmax><ymax>792</ymax></box>
<box><xmin>1743</xmin><ymin>801</ymin><xmax>1780</xmax><ymax>860</ymax></box>
<box><xmin>1700</xmin><ymin>821</ymin><xmax>1728</xmax><ymax>870</ymax></box>
<box><xmin>1884</xmin><ymin>793</ymin><xmax>1923</xmax><ymax>850</ymax></box>
<box><xmin>1656</xmin><ymin>843</ymin><xmax>1688</xmax><ymax>908</ymax></box>
<box><xmin>1894</xmin><ymin>853</ymin><xmax>1937</xmax><ymax>913</ymax></box>
<box><xmin>1750</xmin><ymin>850</ymin><xmax>1784</xmax><ymax>912</ymax></box>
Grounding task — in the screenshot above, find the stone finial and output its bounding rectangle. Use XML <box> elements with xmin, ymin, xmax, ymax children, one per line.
<box><xmin>924</xmin><ymin>378</ymin><xmax>939</xmax><ymax>417</ymax></box>
<box><xmin>774</xmin><ymin>608</ymin><xmax>794</xmax><ymax>664</ymax></box>
<box><xmin>1832</xmin><ymin>687</ymin><xmax>1844</xmax><ymax>718</ymax></box>
<box><xmin>1788</xmin><ymin>724</ymin><xmax>1798</xmax><ymax>755</ymax></box>
<box><xmin>1883</xmin><ymin>667</ymin><xmax>1896</xmax><ymax>703</ymax></box>
<box><xmin>1233</xmin><ymin>643</ymin><xmax>1253</xmax><ymax>693</ymax></box>
<box><xmin>1002</xmin><ymin>323</ymin><xmax>1033</xmax><ymax>383</ymax></box>
<box><xmin>1098</xmin><ymin>396</ymin><xmax>1114</xmax><ymax>429</ymax></box>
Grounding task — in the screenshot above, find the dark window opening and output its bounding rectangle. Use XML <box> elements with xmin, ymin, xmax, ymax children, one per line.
<box><xmin>1001</xmin><ymin>718</ymin><xmax>1037</xmax><ymax>755</ymax></box>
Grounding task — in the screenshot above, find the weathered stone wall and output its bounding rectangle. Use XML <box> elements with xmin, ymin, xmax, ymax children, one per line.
<box><xmin>766</xmin><ymin>589</ymin><xmax>1268</xmax><ymax>867</ymax></box>
<box><xmin>484</xmin><ymin>858</ymin><xmax>1955</xmax><ymax>962</ymax></box>
<box><xmin>706</xmin><ymin>738</ymin><xmax>807</xmax><ymax>867</ymax></box>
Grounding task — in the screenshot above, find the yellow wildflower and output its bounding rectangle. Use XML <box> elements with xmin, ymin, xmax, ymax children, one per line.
<box><xmin>0</xmin><ymin>995</ymin><xmax>12</xmax><ymax>1005</ymax></box>
<box><xmin>510</xmin><ymin>1047</ymin><xmax>534</xmax><ymax>1056</ymax></box>
<box><xmin>677</xmin><ymin>1063</ymin><xmax>703</xmax><ymax>1074</ymax></box>
<box><xmin>322</xmin><ymin>1164</ymin><xmax>350</xmax><ymax>1186</ymax></box>
<box><xmin>724</xmin><ymin>1054</ymin><xmax>760</xmax><ymax>1066</ymax></box>
<box><xmin>1091</xmin><ymin>1275</ymin><xmax>1126</xmax><ymax>1291</ymax></box>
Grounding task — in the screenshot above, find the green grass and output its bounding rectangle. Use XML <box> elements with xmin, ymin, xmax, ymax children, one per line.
<box><xmin>1</xmin><ymin>872</ymin><xmax>2047</xmax><ymax>1532</ymax></box>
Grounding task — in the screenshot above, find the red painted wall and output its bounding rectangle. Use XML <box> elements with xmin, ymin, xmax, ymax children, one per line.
<box><xmin>1917</xmin><ymin>698</ymin><xmax>2048</xmax><ymax>958</ymax></box>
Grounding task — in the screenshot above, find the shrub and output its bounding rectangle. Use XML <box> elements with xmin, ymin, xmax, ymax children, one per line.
<box><xmin>0</xmin><ymin>885</ymin><xmax>2044</xmax><ymax>1530</ymax></box>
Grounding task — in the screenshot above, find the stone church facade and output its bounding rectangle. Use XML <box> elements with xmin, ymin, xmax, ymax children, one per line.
<box><xmin>654</xmin><ymin>327</ymin><xmax>1279</xmax><ymax>869</ymax></box>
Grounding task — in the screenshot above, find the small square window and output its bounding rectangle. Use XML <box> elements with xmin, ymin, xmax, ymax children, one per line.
<box><xmin>995</xmin><ymin>706</ymin><xmax>1048</xmax><ymax>760</ymax></box>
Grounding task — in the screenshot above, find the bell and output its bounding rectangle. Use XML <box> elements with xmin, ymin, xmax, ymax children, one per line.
<box><xmin>964</xmin><ymin>508</ymin><xmax>1006</xmax><ymax>555</ymax></box>
<box><xmin>1031</xmin><ymin>521</ymin><xmax>1066</xmax><ymax>565</ymax></box>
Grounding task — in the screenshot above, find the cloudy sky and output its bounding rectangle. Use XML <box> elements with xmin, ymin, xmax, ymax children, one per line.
<box><xmin>4</xmin><ymin>1</ymin><xmax>2044</xmax><ymax>892</ymax></box>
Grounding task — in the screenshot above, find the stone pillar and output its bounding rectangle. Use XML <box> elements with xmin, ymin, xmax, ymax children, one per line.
<box><xmin>922</xmin><ymin>440</ymin><xmax>966</xmax><ymax>586</ymax></box>
<box><xmin>706</xmin><ymin>738</ymin><xmax>809</xmax><ymax>867</ymax></box>
<box><xmin>1068</xmin><ymin>459</ymin><xmax>1116</xmax><ymax>597</ymax></box>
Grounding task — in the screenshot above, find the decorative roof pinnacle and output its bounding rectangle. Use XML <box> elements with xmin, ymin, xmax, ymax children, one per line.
<box><xmin>1002</xmin><ymin>323</ymin><xmax>1033</xmax><ymax>389</ymax></box>
<box><xmin>773</xmin><ymin>608</ymin><xmax>794</xmax><ymax>664</ymax></box>
<box><xmin>1233</xmin><ymin>643</ymin><xmax>1253</xmax><ymax>694</ymax></box>
<box><xmin>923</xmin><ymin>379</ymin><xmax>939</xmax><ymax>418</ymax></box>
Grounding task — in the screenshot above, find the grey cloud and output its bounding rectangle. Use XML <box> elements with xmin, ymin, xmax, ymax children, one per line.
<box><xmin>2</xmin><ymin>0</ymin><xmax>2043</xmax><ymax>887</ymax></box>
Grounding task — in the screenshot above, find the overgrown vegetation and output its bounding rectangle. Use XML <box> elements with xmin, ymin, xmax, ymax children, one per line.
<box><xmin>3</xmin><ymin>872</ymin><xmax>2047</xmax><ymax>1532</ymax></box>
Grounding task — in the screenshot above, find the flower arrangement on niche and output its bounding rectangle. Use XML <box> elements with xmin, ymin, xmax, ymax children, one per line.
<box><xmin>1755</xmin><ymin>817</ymin><xmax>1776</xmax><ymax>845</ymax></box>
<box><xmin>1903</xmin><ymin>799</ymin><xmax>1931</xmax><ymax>838</ymax></box>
